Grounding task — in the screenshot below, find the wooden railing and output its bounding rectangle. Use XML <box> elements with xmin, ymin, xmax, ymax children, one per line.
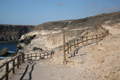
<box><xmin>0</xmin><ymin>53</ymin><xmax>25</xmax><ymax>80</ymax></box>
<box><xmin>0</xmin><ymin>50</ymin><xmax>54</xmax><ymax>80</ymax></box>
<box><xmin>25</xmin><ymin>51</ymin><xmax>54</xmax><ymax>61</ymax></box>
<box><xmin>63</xmin><ymin>27</ymin><xmax>109</xmax><ymax>62</ymax></box>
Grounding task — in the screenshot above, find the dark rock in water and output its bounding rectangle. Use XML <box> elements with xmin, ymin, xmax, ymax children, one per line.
<box><xmin>33</xmin><ymin>47</ymin><xmax>43</xmax><ymax>51</ymax></box>
<box><xmin>0</xmin><ymin>48</ymin><xmax>17</xmax><ymax>57</ymax></box>
<box><xmin>0</xmin><ymin>48</ymin><xmax>8</xmax><ymax>56</ymax></box>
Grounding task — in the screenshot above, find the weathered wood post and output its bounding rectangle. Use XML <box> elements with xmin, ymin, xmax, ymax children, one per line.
<box><xmin>77</xmin><ymin>39</ymin><xmax>78</xmax><ymax>47</ymax></box>
<box><xmin>70</xmin><ymin>41</ymin><xmax>71</xmax><ymax>51</ymax></box>
<box><xmin>67</xmin><ymin>43</ymin><xmax>69</xmax><ymax>54</ymax></box>
<box><xmin>35</xmin><ymin>53</ymin><xmax>37</xmax><ymax>60</ymax></box>
<box><xmin>99</xmin><ymin>34</ymin><xmax>101</xmax><ymax>41</ymax></box>
<box><xmin>40</xmin><ymin>53</ymin><xmax>41</xmax><ymax>59</ymax></box>
<box><xmin>31</xmin><ymin>54</ymin><xmax>32</xmax><ymax>60</ymax></box>
<box><xmin>22</xmin><ymin>53</ymin><xmax>25</xmax><ymax>63</ymax></box>
<box><xmin>100</xmin><ymin>34</ymin><xmax>102</xmax><ymax>40</ymax></box>
<box><xmin>17</xmin><ymin>56</ymin><xmax>19</xmax><ymax>68</ymax></box>
<box><xmin>81</xmin><ymin>36</ymin><xmax>84</xmax><ymax>46</ymax></box>
<box><xmin>96</xmin><ymin>35</ymin><xmax>98</xmax><ymax>44</ymax></box>
<box><xmin>6</xmin><ymin>62</ymin><xmax>9</xmax><ymax>80</ymax></box>
<box><xmin>86</xmin><ymin>36</ymin><xmax>88</xmax><ymax>45</ymax></box>
<box><xmin>19</xmin><ymin>55</ymin><xmax>21</xmax><ymax>65</ymax></box>
<box><xmin>13</xmin><ymin>59</ymin><xmax>15</xmax><ymax>74</ymax></box>
<box><xmin>63</xmin><ymin>30</ymin><xmax>66</xmax><ymax>63</ymax></box>
<box><xmin>102</xmin><ymin>33</ymin><xmax>103</xmax><ymax>39</ymax></box>
<box><xmin>92</xmin><ymin>36</ymin><xmax>93</xmax><ymax>43</ymax></box>
<box><xmin>96</xmin><ymin>35</ymin><xmax>97</xmax><ymax>41</ymax></box>
<box><xmin>107</xmin><ymin>30</ymin><xmax>109</xmax><ymax>35</ymax></box>
<box><xmin>74</xmin><ymin>40</ymin><xmax>76</xmax><ymax>48</ymax></box>
<box><xmin>27</xmin><ymin>54</ymin><xmax>29</xmax><ymax>60</ymax></box>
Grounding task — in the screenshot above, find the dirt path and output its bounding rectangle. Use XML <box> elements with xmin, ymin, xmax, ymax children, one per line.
<box><xmin>10</xmin><ymin>61</ymin><xmax>37</xmax><ymax>80</ymax></box>
<box><xmin>10</xmin><ymin>25</ymin><xmax>120</xmax><ymax>80</ymax></box>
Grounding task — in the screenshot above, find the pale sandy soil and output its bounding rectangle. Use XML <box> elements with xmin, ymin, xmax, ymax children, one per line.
<box><xmin>41</xmin><ymin>25</ymin><xmax>120</xmax><ymax>80</ymax></box>
<box><xmin>9</xmin><ymin>24</ymin><xmax>120</xmax><ymax>80</ymax></box>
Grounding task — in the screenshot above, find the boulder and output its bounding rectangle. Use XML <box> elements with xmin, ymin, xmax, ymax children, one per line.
<box><xmin>33</xmin><ymin>47</ymin><xmax>43</xmax><ymax>51</ymax></box>
<box><xmin>0</xmin><ymin>48</ymin><xmax>8</xmax><ymax>56</ymax></box>
<box><xmin>17</xmin><ymin>44</ymin><xmax>23</xmax><ymax>49</ymax></box>
<box><xmin>19</xmin><ymin>35</ymin><xmax>36</xmax><ymax>45</ymax></box>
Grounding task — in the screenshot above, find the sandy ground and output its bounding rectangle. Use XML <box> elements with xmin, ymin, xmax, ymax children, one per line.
<box><xmin>9</xmin><ymin>24</ymin><xmax>120</xmax><ymax>80</ymax></box>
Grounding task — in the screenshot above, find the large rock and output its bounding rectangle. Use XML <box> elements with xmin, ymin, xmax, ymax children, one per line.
<box><xmin>0</xmin><ymin>48</ymin><xmax>8</xmax><ymax>56</ymax></box>
<box><xmin>19</xmin><ymin>35</ymin><xmax>36</xmax><ymax>45</ymax></box>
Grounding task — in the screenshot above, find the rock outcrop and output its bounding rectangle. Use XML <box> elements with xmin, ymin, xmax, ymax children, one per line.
<box><xmin>0</xmin><ymin>48</ymin><xmax>8</xmax><ymax>56</ymax></box>
<box><xmin>1</xmin><ymin>11</ymin><xmax>120</xmax><ymax>43</ymax></box>
<box><xmin>17</xmin><ymin>11</ymin><xmax>120</xmax><ymax>54</ymax></box>
<box><xmin>0</xmin><ymin>25</ymin><xmax>35</xmax><ymax>43</ymax></box>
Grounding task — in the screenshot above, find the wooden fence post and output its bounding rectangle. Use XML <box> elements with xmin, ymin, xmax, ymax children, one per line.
<box><xmin>96</xmin><ymin>35</ymin><xmax>97</xmax><ymax>41</ymax></box>
<box><xmin>6</xmin><ymin>62</ymin><xmax>9</xmax><ymax>80</ymax></box>
<box><xmin>27</xmin><ymin>54</ymin><xmax>29</xmax><ymax>60</ymax></box>
<box><xmin>67</xmin><ymin>43</ymin><xmax>69</xmax><ymax>54</ymax></box>
<box><xmin>13</xmin><ymin>59</ymin><xmax>15</xmax><ymax>74</ymax></box>
<box><xmin>74</xmin><ymin>40</ymin><xmax>76</xmax><ymax>48</ymax></box>
<box><xmin>19</xmin><ymin>55</ymin><xmax>21</xmax><ymax>66</ymax></box>
<box><xmin>17</xmin><ymin>56</ymin><xmax>19</xmax><ymax>68</ymax></box>
<box><xmin>102</xmin><ymin>33</ymin><xmax>104</xmax><ymax>39</ymax></box>
<box><xmin>31</xmin><ymin>54</ymin><xmax>32</xmax><ymax>60</ymax></box>
<box><xmin>40</xmin><ymin>53</ymin><xmax>41</xmax><ymax>59</ymax></box>
<box><xmin>107</xmin><ymin>30</ymin><xmax>109</xmax><ymax>35</ymax></box>
<box><xmin>86</xmin><ymin>36</ymin><xmax>88</xmax><ymax>44</ymax></box>
<box><xmin>92</xmin><ymin>36</ymin><xmax>93</xmax><ymax>43</ymax></box>
<box><xmin>35</xmin><ymin>53</ymin><xmax>37</xmax><ymax>60</ymax></box>
<box><xmin>81</xmin><ymin>36</ymin><xmax>84</xmax><ymax>46</ymax></box>
<box><xmin>23</xmin><ymin>53</ymin><xmax>25</xmax><ymax>63</ymax></box>
<box><xmin>63</xmin><ymin>30</ymin><xmax>66</xmax><ymax>63</ymax></box>
<box><xmin>77</xmin><ymin>39</ymin><xmax>78</xmax><ymax>47</ymax></box>
<box><xmin>70</xmin><ymin>41</ymin><xmax>71</xmax><ymax>51</ymax></box>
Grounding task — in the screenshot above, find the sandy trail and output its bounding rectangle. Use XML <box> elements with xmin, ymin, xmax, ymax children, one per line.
<box><xmin>10</xmin><ymin>25</ymin><xmax>120</xmax><ymax>80</ymax></box>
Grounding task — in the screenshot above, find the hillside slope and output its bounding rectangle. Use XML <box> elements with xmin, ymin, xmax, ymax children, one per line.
<box><xmin>0</xmin><ymin>11</ymin><xmax>120</xmax><ymax>43</ymax></box>
<box><xmin>47</xmin><ymin>20</ymin><xmax>120</xmax><ymax>80</ymax></box>
<box><xmin>37</xmin><ymin>11</ymin><xmax>120</xmax><ymax>30</ymax></box>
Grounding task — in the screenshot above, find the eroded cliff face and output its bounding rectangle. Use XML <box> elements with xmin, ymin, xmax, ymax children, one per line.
<box><xmin>17</xmin><ymin>27</ymin><xmax>98</xmax><ymax>55</ymax></box>
<box><xmin>0</xmin><ymin>24</ymin><xmax>35</xmax><ymax>42</ymax></box>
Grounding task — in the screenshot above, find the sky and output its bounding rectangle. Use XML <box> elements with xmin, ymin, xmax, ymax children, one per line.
<box><xmin>0</xmin><ymin>0</ymin><xmax>120</xmax><ymax>25</ymax></box>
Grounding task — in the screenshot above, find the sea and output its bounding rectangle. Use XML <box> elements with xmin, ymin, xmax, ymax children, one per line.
<box><xmin>0</xmin><ymin>42</ymin><xmax>17</xmax><ymax>52</ymax></box>
<box><xmin>0</xmin><ymin>42</ymin><xmax>18</xmax><ymax>60</ymax></box>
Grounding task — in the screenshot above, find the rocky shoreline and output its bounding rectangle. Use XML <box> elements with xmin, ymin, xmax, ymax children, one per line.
<box><xmin>0</xmin><ymin>24</ymin><xmax>35</xmax><ymax>43</ymax></box>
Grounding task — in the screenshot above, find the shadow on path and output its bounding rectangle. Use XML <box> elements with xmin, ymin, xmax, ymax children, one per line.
<box><xmin>20</xmin><ymin>61</ymin><xmax>36</xmax><ymax>80</ymax></box>
<box><xmin>69</xmin><ymin>39</ymin><xmax>103</xmax><ymax>58</ymax></box>
<box><xmin>29</xmin><ymin>63</ymin><xmax>36</xmax><ymax>80</ymax></box>
<box><xmin>20</xmin><ymin>65</ymin><xmax>29</xmax><ymax>80</ymax></box>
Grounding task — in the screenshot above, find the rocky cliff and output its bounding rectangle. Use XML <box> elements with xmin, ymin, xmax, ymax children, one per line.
<box><xmin>1</xmin><ymin>11</ymin><xmax>120</xmax><ymax>43</ymax></box>
<box><xmin>0</xmin><ymin>25</ymin><xmax>35</xmax><ymax>43</ymax></box>
<box><xmin>17</xmin><ymin>11</ymin><xmax>120</xmax><ymax>54</ymax></box>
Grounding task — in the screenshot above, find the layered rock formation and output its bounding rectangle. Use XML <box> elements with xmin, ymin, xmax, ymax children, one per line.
<box><xmin>0</xmin><ymin>25</ymin><xmax>35</xmax><ymax>43</ymax></box>
<box><xmin>1</xmin><ymin>11</ymin><xmax>120</xmax><ymax>43</ymax></box>
<box><xmin>17</xmin><ymin>11</ymin><xmax>120</xmax><ymax>54</ymax></box>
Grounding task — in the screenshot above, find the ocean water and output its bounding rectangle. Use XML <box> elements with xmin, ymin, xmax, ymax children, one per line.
<box><xmin>0</xmin><ymin>42</ymin><xmax>18</xmax><ymax>52</ymax></box>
